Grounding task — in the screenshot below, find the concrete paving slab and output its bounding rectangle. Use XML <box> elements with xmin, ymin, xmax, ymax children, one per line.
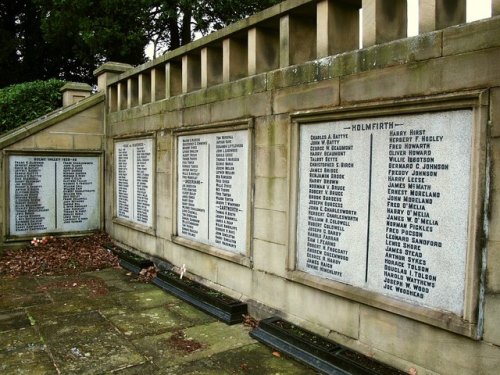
<box><xmin>0</xmin><ymin>349</ymin><xmax>57</xmax><ymax>374</ymax></box>
<box><xmin>160</xmin><ymin>344</ymin><xmax>316</xmax><ymax>375</ymax></box>
<box><xmin>0</xmin><ymin>291</ymin><xmax>52</xmax><ymax>311</ymax></box>
<box><xmin>0</xmin><ymin>327</ymin><xmax>43</xmax><ymax>353</ymax></box>
<box><xmin>0</xmin><ymin>310</ymin><xmax>31</xmax><ymax>331</ymax></box>
<box><xmin>132</xmin><ymin>321</ymin><xmax>256</xmax><ymax>367</ymax></box>
<box><xmin>39</xmin><ymin>311</ymin><xmax>145</xmax><ymax>374</ymax></box>
<box><xmin>0</xmin><ymin>268</ymin><xmax>317</xmax><ymax>374</ymax></box>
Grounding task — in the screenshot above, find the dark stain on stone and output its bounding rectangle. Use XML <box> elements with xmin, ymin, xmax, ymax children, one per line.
<box><xmin>166</xmin><ymin>330</ymin><xmax>204</xmax><ymax>353</ymax></box>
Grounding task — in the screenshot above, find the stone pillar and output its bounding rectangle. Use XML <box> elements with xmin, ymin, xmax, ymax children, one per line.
<box><xmin>494</xmin><ymin>0</ymin><xmax>500</xmax><ymax>16</ymax></box>
<box><xmin>280</xmin><ymin>14</ymin><xmax>316</xmax><ymax>67</ymax></box>
<box><xmin>60</xmin><ymin>82</ymin><xmax>92</xmax><ymax>107</ymax></box>
<box><xmin>182</xmin><ymin>54</ymin><xmax>201</xmax><ymax>93</ymax></box>
<box><xmin>201</xmin><ymin>47</ymin><xmax>223</xmax><ymax>88</ymax></box>
<box><xmin>139</xmin><ymin>73</ymin><xmax>151</xmax><ymax>105</ymax></box>
<box><xmin>223</xmin><ymin>38</ymin><xmax>247</xmax><ymax>82</ymax></box>
<box><xmin>117</xmin><ymin>82</ymin><xmax>127</xmax><ymax>111</ymax></box>
<box><xmin>362</xmin><ymin>0</ymin><xmax>407</xmax><ymax>47</ymax></box>
<box><xmin>151</xmin><ymin>66</ymin><xmax>166</xmax><ymax>102</ymax></box>
<box><xmin>127</xmin><ymin>77</ymin><xmax>138</xmax><ymax>109</ymax></box>
<box><xmin>419</xmin><ymin>0</ymin><xmax>466</xmax><ymax>33</ymax></box>
<box><xmin>317</xmin><ymin>0</ymin><xmax>360</xmax><ymax>58</ymax></box>
<box><xmin>166</xmin><ymin>62</ymin><xmax>182</xmax><ymax>98</ymax></box>
<box><xmin>248</xmin><ymin>27</ymin><xmax>279</xmax><ymax>75</ymax></box>
<box><xmin>108</xmin><ymin>85</ymin><xmax>117</xmax><ymax>112</ymax></box>
<box><xmin>93</xmin><ymin>62</ymin><xmax>133</xmax><ymax>91</ymax></box>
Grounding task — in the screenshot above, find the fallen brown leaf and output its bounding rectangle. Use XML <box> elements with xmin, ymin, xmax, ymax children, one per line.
<box><xmin>0</xmin><ymin>232</ymin><xmax>119</xmax><ymax>277</ymax></box>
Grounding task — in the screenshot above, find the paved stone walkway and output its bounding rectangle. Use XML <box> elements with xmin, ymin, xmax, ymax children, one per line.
<box><xmin>0</xmin><ymin>268</ymin><xmax>317</xmax><ymax>374</ymax></box>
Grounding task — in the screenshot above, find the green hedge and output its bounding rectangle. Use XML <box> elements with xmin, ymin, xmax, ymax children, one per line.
<box><xmin>0</xmin><ymin>79</ymin><xmax>65</xmax><ymax>133</ymax></box>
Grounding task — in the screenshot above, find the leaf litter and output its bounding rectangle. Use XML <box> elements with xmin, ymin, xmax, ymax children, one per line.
<box><xmin>0</xmin><ymin>232</ymin><xmax>119</xmax><ymax>277</ymax></box>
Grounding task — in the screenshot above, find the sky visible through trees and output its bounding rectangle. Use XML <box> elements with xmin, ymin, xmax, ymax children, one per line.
<box><xmin>0</xmin><ymin>0</ymin><xmax>492</xmax><ymax>87</ymax></box>
<box><xmin>0</xmin><ymin>0</ymin><xmax>280</xmax><ymax>87</ymax></box>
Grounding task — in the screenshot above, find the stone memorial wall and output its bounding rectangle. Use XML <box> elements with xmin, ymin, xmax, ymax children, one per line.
<box><xmin>115</xmin><ymin>138</ymin><xmax>154</xmax><ymax>228</ymax></box>
<box><xmin>8</xmin><ymin>155</ymin><xmax>100</xmax><ymax>236</ymax></box>
<box><xmin>177</xmin><ymin>130</ymin><xmax>249</xmax><ymax>254</ymax></box>
<box><xmin>297</xmin><ymin>110</ymin><xmax>472</xmax><ymax>314</ymax></box>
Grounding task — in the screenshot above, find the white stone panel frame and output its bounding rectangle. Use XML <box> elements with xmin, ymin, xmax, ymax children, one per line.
<box><xmin>287</xmin><ymin>91</ymin><xmax>489</xmax><ymax>338</ymax></box>
<box><xmin>112</xmin><ymin>135</ymin><xmax>156</xmax><ymax>234</ymax></box>
<box><xmin>171</xmin><ymin>119</ymin><xmax>254</xmax><ymax>267</ymax></box>
<box><xmin>4</xmin><ymin>151</ymin><xmax>103</xmax><ymax>240</ymax></box>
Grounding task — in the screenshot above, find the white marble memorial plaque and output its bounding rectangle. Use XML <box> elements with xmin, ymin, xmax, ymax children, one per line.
<box><xmin>9</xmin><ymin>155</ymin><xmax>100</xmax><ymax>236</ymax></box>
<box><xmin>178</xmin><ymin>130</ymin><xmax>248</xmax><ymax>254</ymax></box>
<box><xmin>297</xmin><ymin>110</ymin><xmax>472</xmax><ymax>315</ymax></box>
<box><xmin>115</xmin><ymin>139</ymin><xmax>153</xmax><ymax>227</ymax></box>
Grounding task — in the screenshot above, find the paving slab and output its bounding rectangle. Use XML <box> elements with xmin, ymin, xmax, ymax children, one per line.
<box><xmin>0</xmin><ymin>268</ymin><xmax>317</xmax><ymax>374</ymax></box>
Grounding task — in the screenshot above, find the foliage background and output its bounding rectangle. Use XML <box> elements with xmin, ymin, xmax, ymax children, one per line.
<box><xmin>0</xmin><ymin>0</ymin><xmax>280</xmax><ymax>88</ymax></box>
<box><xmin>0</xmin><ymin>79</ymin><xmax>65</xmax><ymax>133</ymax></box>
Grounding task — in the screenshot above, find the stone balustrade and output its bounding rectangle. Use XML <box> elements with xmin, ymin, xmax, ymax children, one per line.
<box><xmin>96</xmin><ymin>0</ymin><xmax>496</xmax><ymax>113</ymax></box>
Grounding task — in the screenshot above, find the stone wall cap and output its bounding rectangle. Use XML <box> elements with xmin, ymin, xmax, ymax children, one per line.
<box><xmin>93</xmin><ymin>62</ymin><xmax>134</xmax><ymax>76</ymax></box>
<box><xmin>60</xmin><ymin>82</ymin><xmax>93</xmax><ymax>93</ymax></box>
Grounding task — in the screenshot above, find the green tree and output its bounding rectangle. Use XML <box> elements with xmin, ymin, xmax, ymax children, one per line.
<box><xmin>37</xmin><ymin>0</ymin><xmax>150</xmax><ymax>82</ymax></box>
<box><xmin>0</xmin><ymin>79</ymin><xmax>65</xmax><ymax>133</ymax></box>
<box><xmin>0</xmin><ymin>0</ymin><xmax>281</xmax><ymax>86</ymax></box>
<box><xmin>148</xmin><ymin>0</ymin><xmax>281</xmax><ymax>58</ymax></box>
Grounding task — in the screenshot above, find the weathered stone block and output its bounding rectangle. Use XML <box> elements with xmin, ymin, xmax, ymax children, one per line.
<box><xmin>161</xmin><ymin>96</ymin><xmax>183</xmax><ymax>113</ymax></box>
<box><xmin>121</xmin><ymin>106</ymin><xmax>149</xmax><ymax>121</ymax></box>
<box><xmin>210</xmin><ymin>92</ymin><xmax>272</xmax><ymax>123</ymax></box>
<box><xmin>335</xmin><ymin>32</ymin><xmax>442</xmax><ymax>77</ymax></box>
<box><xmin>267</xmin><ymin>62</ymin><xmax>322</xmax><ymax>90</ymax></box>
<box><xmin>156</xmin><ymin>149</ymin><xmax>170</xmax><ymax>174</ymax></box>
<box><xmin>483</xmin><ymin>294</ymin><xmax>500</xmax><ymax>346</ymax></box>
<box><xmin>273</xmin><ymin>79</ymin><xmax>339</xmax><ymax>114</ymax></box>
<box><xmin>7</xmin><ymin>136</ymin><xmax>35</xmax><ymax>149</ymax></box>
<box><xmin>252</xmin><ymin>239</ymin><xmax>287</xmax><ymax>277</ymax></box>
<box><xmin>35</xmin><ymin>133</ymin><xmax>73</xmax><ymax>149</ymax></box>
<box><xmin>341</xmin><ymin>47</ymin><xmax>500</xmax><ymax>104</ymax></box>
<box><xmin>253</xmin><ymin>208</ymin><xmax>287</xmax><ymax>245</ymax></box>
<box><xmin>254</xmin><ymin>177</ymin><xmax>288</xmax><ymax>212</ymax></box>
<box><xmin>443</xmin><ymin>16</ymin><xmax>500</xmax><ymax>56</ymax></box>
<box><xmin>255</xmin><ymin>145</ymin><xmax>287</xmax><ymax>178</ymax></box>
<box><xmin>156</xmin><ymin>172</ymin><xmax>171</xmax><ymax>219</ymax></box>
<box><xmin>491</xmin><ymin>138</ymin><xmax>500</xmax><ymax>242</ymax></box>
<box><xmin>183</xmin><ymin>90</ymin><xmax>207</xmax><ymax>108</ymax></box>
<box><xmin>225</xmin><ymin>74</ymin><xmax>267</xmax><ymax>100</ymax></box>
<box><xmin>161</xmin><ymin>111</ymin><xmax>182</xmax><ymax>129</ymax></box>
<box><xmin>121</xmin><ymin>118</ymin><xmax>146</xmax><ymax>135</ymax></box>
<box><xmin>487</xmin><ymin>241</ymin><xmax>500</xmax><ymax>293</ymax></box>
<box><xmin>155</xmin><ymin>217</ymin><xmax>172</xmax><ymax>241</ymax></box>
<box><xmin>284</xmin><ymin>282</ymin><xmax>360</xmax><ymax>339</ymax></box>
<box><xmin>182</xmin><ymin>104</ymin><xmax>210</xmax><ymax>127</ymax></box>
<box><xmin>148</xmin><ymin>101</ymin><xmax>162</xmax><ymax>116</ymax></box>
<box><xmin>216</xmin><ymin>261</ymin><xmax>253</xmax><ymax>297</ymax></box>
<box><xmin>254</xmin><ymin>115</ymin><xmax>288</xmax><ymax>146</ymax></box>
<box><xmin>359</xmin><ymin>306</ymin><xmax>500</xmax><ymax>374</ymax></box>
<box><xmin>143</xmin><ymin>113</ymin><xmax>161</xmax><ymax>132</ymax></box>
<box><xmin>170</xmin><ymin>246</ymin><xmax>218</xmax><ymax>283</ymax></box>
<box><xmin>74</xmin><ymin>135</ymin><xmax>102</xmax><ymax>150</ymax></box>
<box><xmin>157</xmin><ymin>132</ymin><xmax>171</xmax><ymax>151</ymax></box>
<box><xmin>491</xmin><ymin>88</ymin><xmax>500</xmax><ymax>138</ymax></box>
<box><xmin>251</xmin><ymin>270</ymin><xmax>287</xmax><ymax>308</ymax></box>
<box><xmin>49</xmin><ymin>116</ymin><xmax>103</xmax><ymax>134</ymax></box>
